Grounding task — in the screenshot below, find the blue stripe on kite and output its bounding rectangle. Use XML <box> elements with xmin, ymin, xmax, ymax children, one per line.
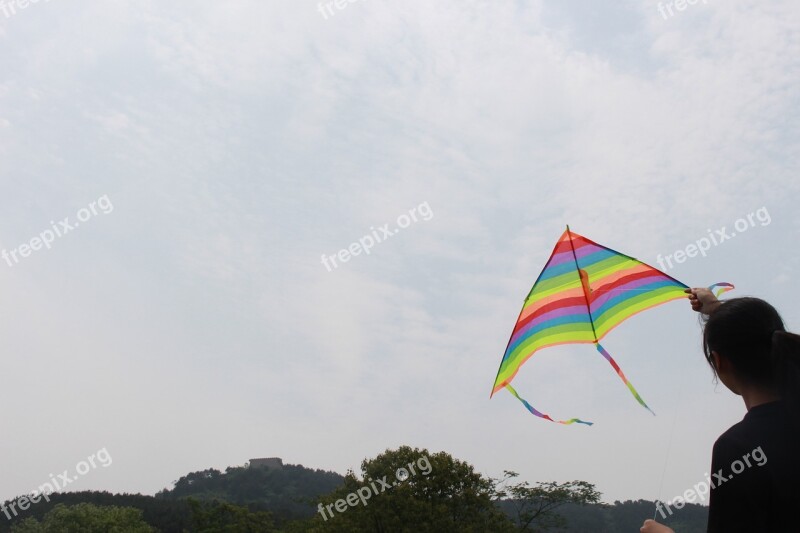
<box><xmin>539</xmin><ymin>248</ymin><xmax>616</xmax><ymax>281</ymax></box>
<box><xmin>591</xmin><ymin>279</ymin><xmax>682</xmax><ymax>319</ymax></box>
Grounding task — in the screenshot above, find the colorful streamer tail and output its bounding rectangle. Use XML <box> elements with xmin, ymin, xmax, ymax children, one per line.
<box><xmin>504</xmin><ymin>384</ymin><xmax>593</xmax><ymax>426</ymax></box>
<box><xmin>709</xmin><ymin>282</ymin><xmax>735</xmax><ymax>298</ymax></box>
<box><xmin>595</xmin><ymin>342</ymin><xmax>655</xmax><ymax>416</ymax></box>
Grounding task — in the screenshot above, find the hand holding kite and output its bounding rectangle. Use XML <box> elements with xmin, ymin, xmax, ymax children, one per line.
<box><xmin>685</xmin><ymin>285</ymin><xmax>731</xmax><ymax>315</ymax></box>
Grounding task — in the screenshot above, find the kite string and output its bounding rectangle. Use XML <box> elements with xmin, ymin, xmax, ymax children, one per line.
<box><xmin>653</xmin><ymin>407</ymin><xmax>679</xmax><ymax>521</ymax></box>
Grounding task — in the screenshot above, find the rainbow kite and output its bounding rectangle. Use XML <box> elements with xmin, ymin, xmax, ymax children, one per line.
<box><xmin>492</xmin><ymin>226</ymin><xmax>732</xmax><ymax>425</ymax></box>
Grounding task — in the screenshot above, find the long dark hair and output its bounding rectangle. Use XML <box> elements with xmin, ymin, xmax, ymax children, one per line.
<box><xmin>703</xmin><ymin>297</ymin><xmax>800</xmax><ymax>415</ymax></box>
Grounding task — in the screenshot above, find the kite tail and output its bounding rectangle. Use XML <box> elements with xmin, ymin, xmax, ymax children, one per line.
<box><xmin>595</xmin><ymin>342</ymin><xmax>655</xmax><ymax>416</ymax></box>
<box><xmin>504</xmin><ymin>384</ymin><xmax>593</xmax><ymax>426</ymax></box>
<box><xmin>708</xmin><ymin>282</ymin><xmax>735</xmax><ymax>298</ymax></box>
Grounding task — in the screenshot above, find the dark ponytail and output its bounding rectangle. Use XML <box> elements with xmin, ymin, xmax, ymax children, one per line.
<box><xmin>703</xmin><ymin>297</ymin><xmax>800</xmax><ymax>419</ymax></box>
<box><xmin>771</xmin><ymin>331</ymin><xmax>800</xmax><ymax>418</ymax></box>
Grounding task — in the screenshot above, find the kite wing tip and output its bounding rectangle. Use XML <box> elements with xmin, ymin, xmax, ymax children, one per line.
<box><xmin>489</xmin><ymin>383</ymin><xmax>502</xmax><ymax>399</ymax></box>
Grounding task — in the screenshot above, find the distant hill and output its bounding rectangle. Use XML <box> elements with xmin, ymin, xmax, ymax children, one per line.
<box><xmin>0</xmin><ymin>462</ymin><xmax>343</xmax><ymax>532</ymax></box>
<box><xmin>155</xmin><ymin>463</ymin><xmax>345</xmax><ymax>519</ymax></box>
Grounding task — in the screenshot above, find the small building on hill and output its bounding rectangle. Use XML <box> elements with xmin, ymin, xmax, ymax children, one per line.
<box><xmin>248</xmin><ymin>457</ymin><xmax>283</xmax><ymax>470</ymax></box>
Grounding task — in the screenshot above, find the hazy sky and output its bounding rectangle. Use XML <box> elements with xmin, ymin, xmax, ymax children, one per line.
<box><xmin>1</xmin><ymin>0</ymin><xmax>798</xmax><ymax>509</ymax></box>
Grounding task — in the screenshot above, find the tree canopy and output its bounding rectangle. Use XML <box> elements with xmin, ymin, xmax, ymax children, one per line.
<box><xmin>309</xmin><ymin>445</ymin><xmax>516</xmax><ymax>532</ymax></box>
<box><xmin>10</xmin><ymin>503</ymin><xmax>154</xmax><ymax>533</ymax></box>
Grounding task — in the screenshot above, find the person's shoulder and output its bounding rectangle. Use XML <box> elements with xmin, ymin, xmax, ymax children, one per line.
<box><xmin>712</xmin><ymin>406</ymin><xmax>776</xmax><ymax>458</ymax></box>
<box><xmin>744</xmin><ymin>401</ymin><xmax>800</xmax><ymax>442</ymax></box>
<box><xmin>717</xmin><ymin>402</ymin><xmax>787</xmax><ymax>439</ymax></box>
<box><xmin>712</xmin><ymin>420</ymin><xmax>750</xmax><ymax>461</ymax></box>
<box><xmin>714</xmin><ymin>402</ymin><xmax>799</xmax><ymax>463</ymax></box>
<box><xmin>714</xmin><ymin>411</ymin><xmax>756</xmax><ymax>447</ymax></box>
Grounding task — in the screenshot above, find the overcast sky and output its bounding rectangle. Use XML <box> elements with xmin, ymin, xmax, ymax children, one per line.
<box><xmin>1</xmin><ymin>0</ymin><xmax>798</xmax><ymax>509</ymax></box>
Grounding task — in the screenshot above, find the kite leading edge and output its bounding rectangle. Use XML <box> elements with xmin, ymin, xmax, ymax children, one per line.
<box><xmin>492</xmin><ymin>226</ymin><xmax>734</xmax><ymax>425</ymax></box>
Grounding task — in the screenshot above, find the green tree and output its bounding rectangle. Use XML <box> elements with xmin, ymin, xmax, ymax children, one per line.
<box><xmin>495</xmin><ymin>471</ymin><xmax>602</xmax><ymax>532</ymax></box>
<box><xmin>311</xmin><ymin>446</ymin><xmax>515</xmax><ymax>533</ymax></box>
<box><xmin>10</xmin><ymin>503</ymin><xmax>154</xmax><ymax>532</ymax></box>
<box><xmin>188</xmin><ymin>498</ymin><xmax>277</xmax><ymax>532</ymax></box>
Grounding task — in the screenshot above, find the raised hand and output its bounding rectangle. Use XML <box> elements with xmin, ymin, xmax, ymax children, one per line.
<box><xmin>685</xmin><ymin>287</ymin><xmax>721</xmax><ymax>315</ymax></box>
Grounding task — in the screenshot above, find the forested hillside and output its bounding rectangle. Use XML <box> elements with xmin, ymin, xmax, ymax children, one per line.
<box><xmin>1</xmin><ymin>453</ymin><xmax>707</xmax><ymax>532</ymax></box>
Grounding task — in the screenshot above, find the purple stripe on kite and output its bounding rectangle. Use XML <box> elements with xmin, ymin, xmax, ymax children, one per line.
<box><xmin>590</xmin><ymin>274</ymin><xmax>672</xmax><ymax>309</ymax></box>
<box><xmin>546</xmin><ymin>250</ymin><xmax>577</xmax><ymax>268</ymax></box>
<box><xmin>509</xmin><ymin>304</ymin><xmax>588</xmax><ymax>346</ymax></box>
<box><xmin>540</xmin><ymin>248</ymin><xmax>616</xmax><ymax>281</ymax></box>
<box><xmin>547</xmin><ymin>242</ymin><xmax>605</xmax><ymax>268</ymax></box>
<box><xmin>572</xmin><ymin>242</ymin><xmax>606</xmax><ymax>260</ymax></box>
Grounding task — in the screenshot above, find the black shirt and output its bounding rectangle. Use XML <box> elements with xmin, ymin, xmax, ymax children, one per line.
<box><xmin>707</xmin><ymin>401</ymin><xmax>800</xmax><ymax>532</ymax></box>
